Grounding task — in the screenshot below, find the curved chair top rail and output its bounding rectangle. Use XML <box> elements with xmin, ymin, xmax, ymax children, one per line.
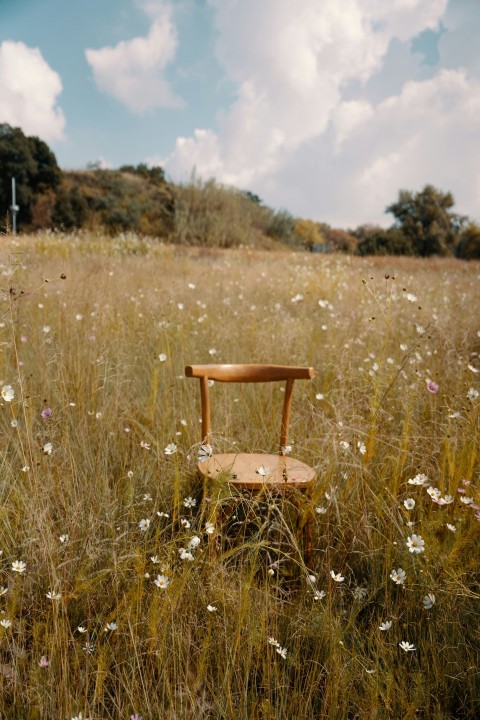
<box><xmin>185</xmin><ymin>364</ymin><xmax>315</xmax><ymax>383</ymax></box>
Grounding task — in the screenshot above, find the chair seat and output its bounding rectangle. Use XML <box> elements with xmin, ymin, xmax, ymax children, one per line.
<box><xmin>197</xmin><ymin>453</ymin><xmax>315</xmax><ymax>491</ymax></box>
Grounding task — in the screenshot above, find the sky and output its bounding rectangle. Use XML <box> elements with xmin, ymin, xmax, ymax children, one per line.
<box><xmin>1</xmin><ymin>0</ymin><xmax>479</xmax><ymax>228</ymax></box>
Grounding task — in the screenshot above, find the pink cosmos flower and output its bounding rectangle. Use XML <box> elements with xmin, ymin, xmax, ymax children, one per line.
<box><xmin>41</xmin><ymin>408</ymin><xmax>53</xmax><ymax>419</ymax></box>
<box><xmin>426</xmin><ymin>381</ymin><xmax>439</xmax><ymax>394</ymax></box>
<box><xmin>39</xmin><ymin>656</ymin><xmax>49</xmax><ymax>668</ymax></box>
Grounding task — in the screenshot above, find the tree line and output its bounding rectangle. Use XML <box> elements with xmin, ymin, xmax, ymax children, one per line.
<box><xmin>1</xmin><ymin>123</ymin><xmax>479</xmax><ymax>258</ymax></box>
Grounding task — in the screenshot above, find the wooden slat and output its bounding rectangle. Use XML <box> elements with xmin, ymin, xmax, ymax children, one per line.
<box><xmin>185</xmin><ymin>364</ymin><xmax>315</xmax><ymax>382</ymax></box>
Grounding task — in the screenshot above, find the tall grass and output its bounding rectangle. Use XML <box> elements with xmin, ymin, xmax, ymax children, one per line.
<box><xmin>0</xmin><ymin>231</ymin><xmax>478</xmax><ymax>719</ymax></box>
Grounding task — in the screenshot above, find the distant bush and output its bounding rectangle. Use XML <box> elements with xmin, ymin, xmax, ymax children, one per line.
<box><xmin>455</xmin><ymin>223</ymin><xmax>480</xmax><ymax>260</ymax></box>
<box><xmin>357</xmin><ymin>228</ymin><xmax>414</xmax><ymax>256</ymax></box>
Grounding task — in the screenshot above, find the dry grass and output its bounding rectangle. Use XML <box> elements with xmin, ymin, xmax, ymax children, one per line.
<box><xmin>0</xmin><ymin>230</ymin><xmax>478</xmax><ymax>719</ymax></box>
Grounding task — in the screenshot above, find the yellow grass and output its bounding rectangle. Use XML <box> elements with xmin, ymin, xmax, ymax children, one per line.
<box><xmin>0</xmin><ymin>230</ymin><xmax>478</xmax><ymax>719</ymax></box>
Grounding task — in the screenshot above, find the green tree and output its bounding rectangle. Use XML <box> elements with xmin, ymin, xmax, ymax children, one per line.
<box><xmin>357</xmin><ymin>227</ymin><xmax>414</xmax><ymax>256</ymax></box>
<box><xmin>386</xmin><ymin>185</ymin><xmax>467</xmax><ymax>256</ymax></box>
<box><xmin>0</xmin><ymin>123</ymin><xmax>61</xmax><ymax>229</ymax></box>
<box><xmin>455</xmin><ymin>222</ymin><xmax>480</xmax><ymax>260</ymax></box>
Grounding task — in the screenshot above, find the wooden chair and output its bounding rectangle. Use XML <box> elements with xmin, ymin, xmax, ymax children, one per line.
<box><xmin>185</xmin><ymin>364</ymin><xmax>316</xmax><ymax>562</ymax></box>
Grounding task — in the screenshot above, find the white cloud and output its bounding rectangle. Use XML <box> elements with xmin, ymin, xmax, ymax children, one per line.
<box><xmin>162</xmin><ymin>0</ymin><xmax>480</xmax><ymax>226</ymax></box>
<box><xmin>85</xmin><ymin>1</ymin><xmax>183</xmax><ymax>112</ymax></box>
<box><xmin>0</xmin><ymin>41</ymin><xmax>65</xmax><ymax>142</ymax></box>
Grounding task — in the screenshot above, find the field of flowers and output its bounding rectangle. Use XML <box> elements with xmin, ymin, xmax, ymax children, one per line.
<box><xmin>0</xmin><ymin>230</ymin><xmax>479</xmax><ymax>719</ymax></box>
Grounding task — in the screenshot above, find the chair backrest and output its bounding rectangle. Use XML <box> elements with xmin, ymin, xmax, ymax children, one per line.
<box><xmin>185</xmin><ymin>364</ymin><xmax>315</xmax><ymax>452</ymax></box>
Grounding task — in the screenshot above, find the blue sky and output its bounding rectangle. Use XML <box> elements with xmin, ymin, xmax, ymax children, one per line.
<box><xmin>1</xmin><ymin>0</ymin><xmax>479</xmax><ymax>227</ymax></box>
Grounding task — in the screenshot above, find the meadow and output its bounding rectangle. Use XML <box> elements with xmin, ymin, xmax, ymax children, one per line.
<box><xmin>0</xmin><ymin>229</ymin><xmax>478</xmax><ymax>719</ymax></box>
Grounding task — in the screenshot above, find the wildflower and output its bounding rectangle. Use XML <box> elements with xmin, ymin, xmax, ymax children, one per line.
<box><xmin>130</xmin><ymin>714</ymin><xmax>143</xmax><ymax>720</ymax></box>
<box><xmin>150</xmin><ymin>556</ymin><xmax>160</xmax><ymax>564</ymax></box>
<box><xmin>140</xmin><ymin>441</ymin><xmax>150</xmax><ymax>450</ymax></box>
<box><xmin>181</xmin><ymin>518</ymin><xmax>191</xmax><ymax>529</ymax></box>
<box><xmin>404</xmin><ymin>498</ymin><xmax>415</xmax><ymax>510</ymax></box>
<box><xmin>198</xmin><ymin>444</ymin><xmax>213</xmax><ymax>462</ymax></box>
<box><xmin>104</xmin><ymin>622</ymin><xmax>118</xmax><ymax>631</ymax></box>
<box><xmin>357</xmin><ymin>441</ymin><xmax>366</xmax><ymax>455</ymax></box>
<box><xmin>281</xmin><ymin>444</ymin><xmax>292</xmax><ymax>455</ymax></box>
<box><xmin>208</xmin><ymin>348</ymin><xmax>217</xmax><ymax>356</ymax></box>
<box><xmin>268</xmin><ymin>637</ymin><xmax>279</xmax><ymax>647</ymax></box>
<box><xmin>43</xmin><ymin>442</ymin><xmax>53</xmax><ymax>455</ymax></box>
<box><xmin>138</xmin><ymin>519</ymin><xmax>150</xmax><ymax>532</ymax></box>
<box><xmin>82</xmin><ymin>642</ymin><xmax>94</xmax><ymax>654</ymax></box>
<box><xmin>158</xmin><ymin>353</ymin><xmax>167</xmax><ymax>362</ymax></box>
<box><xmin>205</xmin><ymin>521</ymin><xmax>215</xmax><ymax>534</ymax></box>
<box><xmin>188</xmin><ymin>535</ymin><xmax>200</xmax><ymax>551</ymax></box>
<box><xmin>39</xmin><ymin>656</ymin><xmax>49</xmax><ymax>668</ymax></box>
<box><xmin>408</xmin><ymin>473</ymin><xmax>428</xmax><ymax>486</ymax></box>
<box><xmin>157</xmin><ymin>511</ymin><xmax>169</xmax><ymax>518</ymax></box>
<box><xmin>41</xmin><ymin>407</ymin><xmax>53</xmax><ymax>419</ymax></box>
<box><xmin>308</xmin><ymin>574</ymin><xmax>316</xmax><ymax>583</ymax></box>
<box><xmin>313</xmin><ymin>589</ymin><xmax>326</xmax><ymax>601</ymax></box>
<box><xmin>399</xmin><ymin>641</ymin><xmax>415</xmax><ymax>652</ymax></box>
<box><xmin>77</xmin><ymin>625</ymin><xmax>87</xmax><ymax>634</ymax></box>
<box><xmin>315</xmin><ymin>506</ymin><xmax>327</xmax><ymax>514</ymax></box>
<box><xmin>207</xmin><ymin>604</ymin><xmax>217</xmax><ymax>612</ymax></box>
<box><xmin>440</xmin><ymin>495</ymin><xmax>454</xmax><ymax>505</ymax></box>
<box><xmin>183</xmin><ymin>496</ymin><xmax>196</xmax><ymax>508</ymax></box>
<box><xmin>315</xmin><ymin>393</ymin><xmax>324</xmax><ymax>400</ymax></box>
<box><xmin>407</xmin><ymin>534</ymin><xmax>425</xmax><ymax>554</ymax></box>
<box><xmin>379</xmin><ymin>620</ymin><xmax>392</xmax><ymax>631</ymax></box>
<box><xmin>416</xmin><ymin>325</ymin><xmax>426</xmax><ymax>335</ymax></box>
<box><xmin>423</xmin><ymin>593</ymin><xmax>436</xmax><ymax>609</ymax></box>
<box><xmin>153</xmin><ymin>574</ymin><xmax>171</xmax><ymax>589</ymax></box>
<box><xmin>143</xmin><ymin>493</ymin><xmax>152</xmax><ymax>502</ymax></box>
<box><xmin>427</xmin><ymin>486</ymin><xmax>441</xmax><ymax>500</ymax></box>
<box><xmin>1</xmin><ymin>385</ymin><xmax>14</xmax><ymax>402</ymax></box>
<box><xmin>256</xmin><ymin>465</ymin><xmax>270</xmax><ymax>476</ymax></box>
<box><xmin>0</xmin><ymin>619</ymin><xmax>12</xmax><ymax>629</ymax></box>
<box><xmin>426</xmin><ymin>381</ymin><xmax>439</xmax><ymax>394</ymax></box>
<box><xmin>42</xmin><ymin>325</ymin><xmax>51</xmax><ymax>333</ymax></box>
<box><xmin>178</xmin><ymin>548</ymin><xmax>194</xmax><ymax>561</ymax></box>
<box><xmin>127</xmin><ymin>471</ymin><xmax>134</xmax><ymax>477</ymax></box>
<box><xmin>12</xmin><ymin>560</ymin><xmax>26</xmax><ymax>573</ymax></box>
<box><xmin>330</xmin><ymin>570</ymin><xmax>345</xmax><ymax>583</ymax></box>
<box><xmin>0</xmin><ymin>586</ymin><xmax>7</xmax><ymax>596</ymax></box>
<box><xmin>59</xmin><ymin>534</ymin><xmax>69</xmax><ymax>543</ymax></box>
<box><xmin>339</xmin><ymin>440</ymin><xmax>350</xmax><ymax>450</ymax></box>
<box><xmin>10</xmin><ymin>419</ymin><xmax>18</xmax><ymax>427</ymax></box>
<box><xmin>446</xmin><ymin>523</ymin><xmax>456</xmax><ymax>532</ymax></box>
<box><xmin>405</xmin><ymin>293</ymin><xmax>417</xmax><ymax>302</ymax></box>
<box><xmin>276</xmin><ymin>646</ymin><xmax>288</xmax><ymax>659</ymax></box>
<box><xmin>164</xmin><ymin>443</ymin><xmax>177</xmax><ymax>455</ymax></box>
<box><xmin>467</xmin><ymin>388</ymin><xmax>479</xmax><ymax>401</ymax></box>
<box><xmin>390</xmin><ymin>568</ymin><xmax>406</xmax><ymax>585</ymax></box>
<box><xmin>460</xmin><ymin>496</ymin><xmax>473</xmax><ymax>505</ymax></box>
<box><xmin>468</xmin><ymin>364</ymin><xmax>479</xmax><ymax>373</ymax></box>
<box><xmin>46</xmin><ymin>590</ymin><xmax>61</xmax><ymax>601</ymax></box>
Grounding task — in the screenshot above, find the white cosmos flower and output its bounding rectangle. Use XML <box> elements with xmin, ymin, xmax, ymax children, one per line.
<box><xmin>379</xmin><ymin>620</ymin><xmax>392</xmax><ymax>631</ymax></box>
<box><xmin>467</xmin><ymin>388</ymin><xmax>479</xmax><ymax>401</ymax></box>
<box><xmin>43</xmin><ymin>442</ymin><xmax>53</xmax><ymax>455</ymax></box>
<box><xmin>268</xmin><ymin>637</ymin><xmax>279</xmax><ymax>647</ymax></box>
<box><xmin>77</xmin><ymin>625</ymin><xmax>87</xmax><ymax>634</ymax></box>
<box><xmin>183</xmin><ymin>496</ymin><xmax>196</xmax><ymax>508</ymax></box>
<box><xmin>164</xmin><ymin>443</ymin><xmax>177</xmax><ymax>455</ymax></box>
<box><xmin>181</xmin><ymin>518</ymin><xmax>191</xmax><ymax>528</ymax></box>
<box><xmin>330</xmin><ymin>570</ymin><xmax>345</xmax><ymax>583</ymax></box>
<box><xmin>276</xmin><ymin>646</ymin><xmax>287</xmax><ymax>659</ymax></box>
<box><xmin>1</xmin><ymin>385</ymin><xmax>14</xmax><ymax>402</ymax></box>
<box><xmin>104</xmin><ymin>622</ymin><xmax>118</xmax><ymax>631</ymax></box>
<box><xmin>427</xmin><ymin>486</ymin><xmax>441</xmax><ymax>500</ymax></box>
<box><xmin>405</xmin><ymin>293</ymin><xmax>417</xmax><ymax>302</ymax></box>
<box><xmin>46</xmin><ymin>590</ymin><xmax>61</xmax><ymax>601</ymax></box>
<box><xmin>357</xmin><ymin>441</ymin><xmax>366</xmax><ymax>455</ymax></box>
<box><xmin>255</xmin><ymin>465</ymin><xmax>270</xmax><ymax>476</ymax></box>
<box><xmin>399</xmin><ymin>641</ymin><xmax>415</xmax><ymax>652</ymax></box>
<box><xmin>0</xmin><ymin>586</ymin><xmax>7</xmax><ymax>596</ymax></box>
<box><xmin>207</xmin><ymin>604</ymin><xmax>217</xmax><ymax>612</ymax></box>
<box><xmin>446</xmin><ymin>523</ymin><xmax>456</xmax><ymax>532</ymax></box>
<box><xmin>460</xmin><ymin>496</ymin><xmax>473</xmax><ymax>505</ymax></box>
<box><xmin>178</xmin><ymin>548</ymin><xmax>194</xmax><ymax>561</ymax></box>
<box><xmin>139</xmin><ymin>518</ymin><xmax>150</xmax><ymax>532</ymax></box>
<box><xmin>390</xmin><ymin>568</ymin><xmax>406</xmax><ymax>585</ymax></box>
<box><xmin>423</xmin><ymin>593</ymin><xmax>436</xmax><ymax>609</ymax></box>
<box><xmin>12</xmin><ymin>560</ymin><xmax>26</xmax><ymax>573</ymax></box>
<box><xmin>188</xmin><ymin>535</ymin><xmax>200</xmax><ymax>550</ymax></box>
<box><xmin>403</xmin><ymin>498</ymin><xmax>415</xmax><ymax>510</ymax></box>
<box><xmin>313</xmin><ymin>589</ymin><xmax>326</xmax><ymax>601</ymax></box>
<box><xmin>408</xmin><ymin>473</ymin><xmax>428</xmax><ymax>486</ymax></box>
<box><xmin>339</xmin><ymin>440</ymin><xmax>350</xmax><ymax>451</ymax></box>
<box><xmin>407</xmin><ymin>534</ymin><xmax>425</xmax><ymax>553</ymax></box>
<box><xmin>198</xmin><ymin>444</ymin><xmax>213</xmax><ymax>462</ymax></box>
<box><xmin>153</xmin><ymin>574</ymin><xmax>170</xmax><ymax>589</ymax></box>
<box><xmin>59</xmin><ymin>534</ymin><xmax>69</xmax><ymax>543</ymax></box>
<box><xmin>281</xmin><ymin>444</ymin><xmax>292</xmax><ymax>455</ymax></box>
<box><xmin>0</xmin><ymin>619</ymin><xmax>12</xmax><ymax>629</ymax></box>
<box><xmin>158</xmin><ymin>353</ymin><xmax>167</xmax><ymax>362</ymax></box>
<box><xmin>205</xmin><ymin>521</ymin><xmax>215</xmax><ymax>534</ymax></box>
<box><xmin>315</xmin><ymin>506</ymin><xmax>327</xmax><ymax>514</ymax></box>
